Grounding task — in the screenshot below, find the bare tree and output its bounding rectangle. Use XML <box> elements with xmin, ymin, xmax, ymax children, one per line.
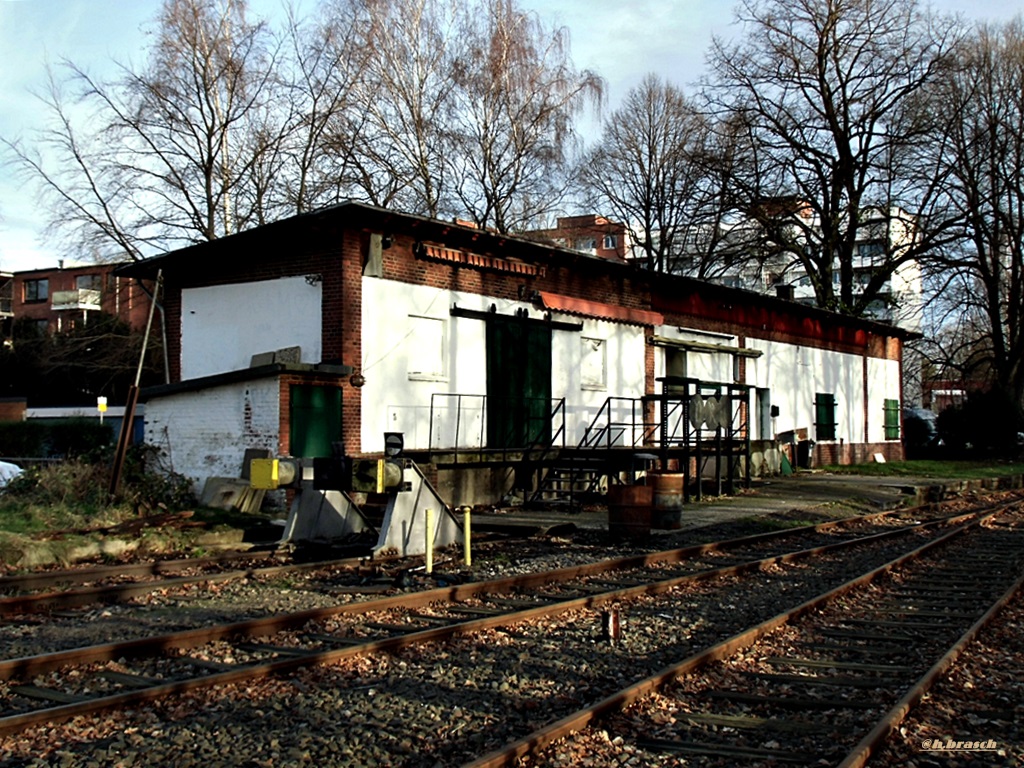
<box><xmin>261</xmin><ymin>1</ymin><xmax>376</xmax><ymax>216</ymax></box>
<box><xmin>705</xmin><ymin>0</ymin><xmax>961</xmax><ymax>316</ymax></box>
<box><xmin>578</xmin><ymin>75</ymin><xmax>711</xmax><ymax>273</ymax></box>
<box><xmin>448</xmin><ymin>0</ymin><xmax>603</xmax><ymax>233</ymax></box>
<box><xmin>3</xmin><ymin>0</ymin><xmax>599</xmax><ymax>260</ymax></box>
<box><xmin>919</xmin><ymin>19</ymin><xmax>1024</xmax><ymax>413</ymax></box>
<box><xmin>3</xmin><ymin>0</ymin><xmax>277</xmax><ymax>259</ymax></box>
<box><xmin>351</xmin><ymin>0</ymin><xmax>462</xmax><ymax>216</ymax></box>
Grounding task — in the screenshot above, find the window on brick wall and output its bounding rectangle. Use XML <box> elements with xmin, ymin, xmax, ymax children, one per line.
<box><xmin>407</xmin><ymin>315</ymin><xmax>447</xmax><ymax>381</ymax></box>
<box><xmin>815</xmin><ymin>392</ymin><xmax>837</xmax><ymax>440</ymax></box>
<box><xmin>884</xmin><ymin>398</ymin><xmax>900</xmax><ymax>440</ymax></box>
<box><xmin>24</xmin><ymin>279</ymin><xmax>48</xmax><ymax>302</ymax></box>
<box><xmin>76</xmin><ymin>274</ymin><xmax>103</xmax><ymax>291</ymax></box>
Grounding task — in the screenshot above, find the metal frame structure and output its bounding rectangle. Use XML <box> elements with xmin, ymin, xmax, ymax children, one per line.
<box><xmin>426</xmin><ymin>377</ymin><xmax>751</xmax><ymax>507</ymax></box>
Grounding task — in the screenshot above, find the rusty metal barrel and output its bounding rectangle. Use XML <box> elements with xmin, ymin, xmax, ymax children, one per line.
<box><xmin>607</xmin><ymin>484</ymin><xmax>652</xmax><ymax>537</ymax></box>
<box><xmin>651</xmin><ymin>472</ymin><xmax>684</xmax><ymax>529</ymax></box>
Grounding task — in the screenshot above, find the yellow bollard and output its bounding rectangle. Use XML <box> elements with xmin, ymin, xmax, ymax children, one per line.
<box><xmin>463</xmin><ymin>506</ymin><xmax>472</xmax><ymax>567</ymax></box>
<box><xmin>425</xmin><ymin>507</ymin><xmax>434</xmax><ymax>574</ymax></box>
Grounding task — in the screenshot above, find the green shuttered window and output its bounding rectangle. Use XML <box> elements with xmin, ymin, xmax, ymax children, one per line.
<box><xmin>884</xmin><ymin>399</ymin><xmax>900</xmax><ymax>440</ymax></box>
<box><xmin>815</xmin><ymin>392</ymin><xmax>837</xmax><ymax>441</ymax></box>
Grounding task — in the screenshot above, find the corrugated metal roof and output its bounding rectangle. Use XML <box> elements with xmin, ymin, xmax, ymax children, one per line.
<box><xmin>537</xmin><ymin>291</ymin><xmax>664</xmax><ymax>327</ymax></box>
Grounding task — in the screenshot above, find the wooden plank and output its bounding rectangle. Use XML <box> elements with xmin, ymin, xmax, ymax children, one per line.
<box><xmin>802</xmin><ymin>642</ymin><xmax>905</xmax><ymax>657</ymax></box>
<box><xmin>446</xmin><ymin>606</ymin><xmax>506</xmax><ymax>616</ymax></box>
<box><xmin>302</xmin><ymin>633</ymin><xmax>366</xmax><ymax>647</ymax></box>
<box><xmin>680</xmin><ymin>711</ymin><xmax>828</xmax><ymax>733</ymax></box>
<box><xmin>234</xmin><ymin>643</ymin><xmax>318</xmax><ymax>657</ymax></box>
<box><xmin>742</xmin><ymin>671</ymin><xmax>893</xmax><ymax>689</ymax></box>
<box><xmin>364</xmin><ymin>622</ymin><xmax>418</xmax><ymax>633</ymax></box>
<box><xmin>408</xmin><ymin>613</ymin><xmax>459</xmax><ymax>625</ymax></box>
<box><xmin>872</xmin><ymin>608</ymin><xmax>980</xmax><ymax>620</ymax></box>
<box><xmin>487</xmin><ymin>598</ymin><xmax>552</xmax><ymax>609</ymax></box>
<box><xmin>819</xmin><ymin>628</ymin><xmax>916</xmax><ymax>643</ymax></box>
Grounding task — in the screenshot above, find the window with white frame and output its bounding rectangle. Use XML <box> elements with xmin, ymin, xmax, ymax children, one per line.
<box><xmin>407</xmin><ymin>315</ymin><xmax>447</xmax><ymax>381</ymax></box>
<box><xmin>581</xmin><ymin>337</ymin><xmax>607</xmax><ymax>390</ymax></box>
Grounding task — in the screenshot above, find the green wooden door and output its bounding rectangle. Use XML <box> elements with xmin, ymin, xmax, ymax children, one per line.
<box><xmin>289</xmin><ymin>385</ymin><xmax>342</xmax><ymax>458</ymax></box>
<box><xmin>486</xmin><ymin>315</ymin><xmax>552</xmax><ymax>448</ymax></box>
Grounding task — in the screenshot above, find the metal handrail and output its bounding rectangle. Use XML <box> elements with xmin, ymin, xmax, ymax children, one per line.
<box><xmin>428</xmin><ymin>393</ymin><xmax>566</xmax><ymax>465</ymax></box>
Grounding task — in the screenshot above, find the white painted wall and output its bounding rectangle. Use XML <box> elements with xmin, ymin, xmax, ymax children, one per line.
<box><xmin>181</xmin><ymin>277</ymin><xmax>322</xmax><ymax>380</ymax></box>
<box><xmin>144</xmin><ymin>378</ymin><xmax>281</xmax><ymax>494</ymax></box>
<box><xmin>558</xmin><ymin>317</ymin><xmax>647</xmax><ymax>446</ymax></box>
<box><xmin>652</xmin><ymin>327</ymin><xmax>737</xmax><ymax>384</ymax></box>
<box><xmin>746</xmin><ymin>337</ymin><xmax>898</xmax><ymax>444</ymax></box>
<box><xmin>360</xmin><ymin>278</ymin><xmax>648</xmax><ymax>452</ymax></box>
<box><xmin>867</xmin><ymin>356</ymin><xmax>903</xmax><ymax>443</ymax></box>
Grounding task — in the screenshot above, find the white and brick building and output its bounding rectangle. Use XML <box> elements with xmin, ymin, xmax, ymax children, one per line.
<box><xmin>121</xmin><ymin>201</ymin><xmax>914</xmax><ymax>505</ymax></box>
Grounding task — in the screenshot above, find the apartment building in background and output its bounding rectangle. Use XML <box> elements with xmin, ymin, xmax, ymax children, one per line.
<box><xmin>7</xmin><ymin>262</ymin><xmax>153</xmax><ymax>337</ymax></box>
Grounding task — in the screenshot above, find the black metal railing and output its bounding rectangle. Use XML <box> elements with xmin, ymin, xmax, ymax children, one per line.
<box><xmin>427</xmin><ymin>393</ymin><xmax>565</xmax><ymax>465</ymax></box>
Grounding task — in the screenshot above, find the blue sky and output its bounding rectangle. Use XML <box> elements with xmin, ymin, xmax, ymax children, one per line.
<box><xmin>0</xmin><ymin>0</ymin><xmax>1018</xmax><ymax>272</ymax></box>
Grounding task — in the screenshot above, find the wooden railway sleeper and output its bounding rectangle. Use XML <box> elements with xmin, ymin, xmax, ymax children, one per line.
<box><xmin>764</xmin><ymin>656</ymin><xmax>915</xmax><ymax>674</ymax></box>
<box><xmin>702</xmin><ymin>690</ymin><xmax>877</xmax><ymax>710</ymax></box>
<box><xmin>634</xmin><ymin>738</ymin><xmax>810</xmax><ymax>763</ymax></box>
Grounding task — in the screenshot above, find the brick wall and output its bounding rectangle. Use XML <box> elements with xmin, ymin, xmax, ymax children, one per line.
<box><xmin>0</xmin><ymin>398</ymin><xmax>26</xmax><ymax>422</ymax></box>
<box><xmin>145</xmin><ymin>377</ymin><xmax>281</xmax><ymax>493</ymax></box>
<box><xmin>814</xmin><ymin>440</ymin><xmax>904</xmax><ymax>467</ymax></box>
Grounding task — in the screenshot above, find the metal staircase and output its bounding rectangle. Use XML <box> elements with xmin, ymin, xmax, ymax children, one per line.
<box><xmin>527</xmin><ymin>397</ymin><xmax>659</xmax><ymax>507</ymax></box>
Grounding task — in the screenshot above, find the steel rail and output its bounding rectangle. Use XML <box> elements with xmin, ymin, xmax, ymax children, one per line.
<box><xmin>0</xmin><ymin>555</ymin><xmax>377</xmax><ymax>616</ymax></box>
<box><xmin>837</xmin><ymin>570</ymin><xmax>1024</xmax><ymax>768</ymax></box>
<box><xmin>0</xmin><ymin>506</ymin><xmax>971</xmax><ymax>682</ymax></box>
<box><xmin>0</xmin><ymin>549</ymin><xmax>283</xmax><ymax>591</ymax></box>
<box><xmin>0</xmin><ymin>508</ymin><xmax>987</xmax><ymax>735</ymax></box>
<box><xmin>463</xmin><ymin>507</ymin><xmax>1008</xmax><ymax>767</ymax></box>
<box><xmin>0</xmin><ymin>500</ymin><xmax>958</xmax><ymax>615</ymax></box>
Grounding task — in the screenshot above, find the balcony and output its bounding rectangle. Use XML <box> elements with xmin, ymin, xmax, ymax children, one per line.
<box><xmin>51</xmin><ymin>289</ymin><xmax>102</xmax><ymax>311</ymax></box>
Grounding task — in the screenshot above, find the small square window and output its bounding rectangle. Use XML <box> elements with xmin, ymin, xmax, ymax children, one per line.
<box><xmin>581</xmin><ymin>337</ymin><xmax>607</xmax><ymax>390</ymax></box>
<box><xmin>407</xmin><ymin>315</ymin><xmax>447</xmax><ymax>381</ymax></box>
<box><xmin>602</xmin><ymin>234</ymin><xmax>617</xmax><ymax>250</ymax></box>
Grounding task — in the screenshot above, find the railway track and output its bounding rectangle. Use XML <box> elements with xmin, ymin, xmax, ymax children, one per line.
<box><xmin>0</xmin><ymin>500</ymin><xmax>979</xmax><ymax>622</ymax></box>
<box><xmin>0</xmin><ymin>496</ymin><xmax>1017</xmax><ymax>765</ymax></box>
<box><xmin>472</xmin><ymin>504</ymin><xmax>1024</xmax><ymax>767</ymax></box>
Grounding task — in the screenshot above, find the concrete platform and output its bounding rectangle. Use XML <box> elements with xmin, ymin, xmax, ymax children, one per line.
<box><xmin>473</xmin><ymin>471</ymin><xmax>1019</xmax><ymax>535</ymax></box>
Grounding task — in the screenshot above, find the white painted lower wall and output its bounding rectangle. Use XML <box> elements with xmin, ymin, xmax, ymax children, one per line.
<box><xmin>867</xmin><ymin>356</ymin><xmax>902</xmax><ymax>443</ymax></box>
<box><xmin>360</xmin><ymin>278</ymin><xmax>648</xmax><ymax>453</ymax></box>
<box><xmin>181</xmin><ymin>276</ymin><xmax>323</xmax><ymax>380</ymax></box>
<box><xmin>746</xmin><ymin>337</ymin><xmax>901</xmax><ymax>444</ymax></box>
<box><xmin>144</xmin><ymin>378</ymin><xmax>281</xmax><ymax>493</ymax></box>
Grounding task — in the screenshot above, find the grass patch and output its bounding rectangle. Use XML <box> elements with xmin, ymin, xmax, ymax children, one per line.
<box><xmin>820</xmin><ymin>459</ymin><xmax>1024</xmax><ymax>479</ymax></box>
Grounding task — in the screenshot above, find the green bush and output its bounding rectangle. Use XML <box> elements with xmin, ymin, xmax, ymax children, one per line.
<box><xmin>0</xmin><ymin>445</ymin><xmax>196</xmax><ymax>529</ymax></box>
<box><xmin>0</xmin><ymin>422</ymin><xmax>47</xmax><ymax>458</ymax></box>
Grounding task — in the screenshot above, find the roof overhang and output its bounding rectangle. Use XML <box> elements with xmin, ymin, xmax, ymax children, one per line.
<box><xmin>537</xmin><ymin>291</ymin><xmax>664</xmax><ymax>327</ymax></box>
